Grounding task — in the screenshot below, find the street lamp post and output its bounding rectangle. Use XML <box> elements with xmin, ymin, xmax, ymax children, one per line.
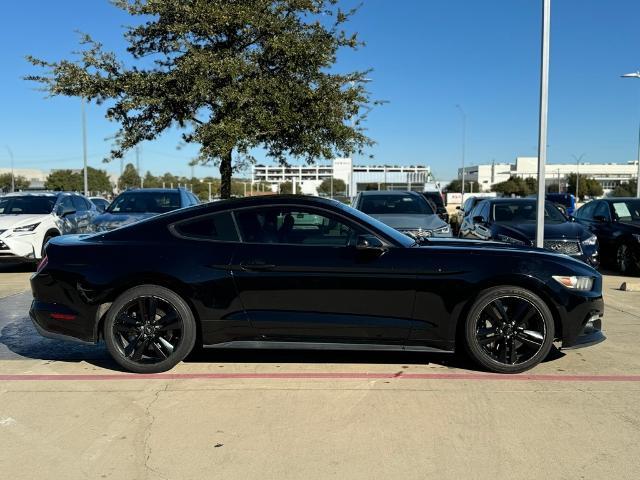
<box><xmin>5</xmin><ymin>146</ymin><xmax>14</xmax><ymax>192</ymax></box>
<box><xmin>571</xmin><ymin>153</ymin><xmax>585</xmax><ymax>200</ymax></box>
<box><xmin>621</xmin><ymin>71</ymin><xmax>640</xmax><ymax>197</ymax></box>
<box><xmin>455</xmin><ymin>104</ymin><xmax>467</xmax><ymax>198</ymax></box>
<box><xmin>81</xmin><ymin>98</ymin><xmax>88</xmax><ymax>196</ymax></box>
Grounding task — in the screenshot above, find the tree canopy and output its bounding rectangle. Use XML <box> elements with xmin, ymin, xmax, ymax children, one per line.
<box><xmin>317</xmin><ymin>177</ymin><xmax>346</xmax><ymax>196</ymax></box>
<box><xmin>491</xmin><ymin>176</ymin><xmax>537</xmax><ymax>197</ymax></box>
<box><xmin>611</xmin><ymin>180</ymin><xmax>638</xmax><ymax>197</ymax></box>
<box><xmin>566</xmin><ymin>173</ymin><xmax>603</xmax><ymax>200</ymax></box>
<box><xmin>45</xmin><ymin>167</ymin><xmax>112</xmax><ymax>193</ymax></box>
<box><xmin>0</xmin><ymin>174</ymin><xmax>30</xmax><ymax>193</ymax></box>
<box><xmin>446</xmin><ymin>179</ymin><xmax>480</xmax><ymax>193</ymax></box>
<box><xmin>119</xmin><ymin>163</ymin><xmax>141</xmax><ymax>189</ymax></box>
<box><xmin>26</xmin><ymin>0</ymin><xmax>376</xmax><ymax>198</ymax></box>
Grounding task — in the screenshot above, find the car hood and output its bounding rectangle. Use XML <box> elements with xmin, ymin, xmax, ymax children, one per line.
<box><xmin>497</xmin><ymin>221</ymin><xmax>589</xmax><ymax>240</ymax></box>
<box><xmin>92</xmin><ymin>212</ymin><xmax>157</xmax><ymax>230</ymax></box>
<box><xmin>0</xmin><ymin>214</ymin><xmax>50</xmax><ymax>231</ymax></box>
<box><xmin>368</xmin><ymin>213</ymin><xmax>447</xmax><ymax>230</ymax></box>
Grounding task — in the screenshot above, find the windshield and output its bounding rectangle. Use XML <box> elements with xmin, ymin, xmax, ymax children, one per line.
<box><xmin>334</xmin><ymin>202</ymin><xmax>416</xmax><ymax>247</ymax></box>
<box><xmin>491</xmin><ymin>201</ymin><xmax>567</xmax><ymax>224</ymax></box>
<box><xmin>359</xmin><ymin>194</ymin><xmax>434</xmax><ymax>215</ymax></box>
<box><xmin>611</xmin><ymin>200</ymin><xmax>640</xmax><ymax>222</ymax></box>
<box><xmin>423</xmin><ymin>192</ymin><xmax>444</xmax><ymax>208</ymax></box>
<box><xmin>0</xmin><ymin>196</ymin><xmax>56</xmax><ymax>215</ymax></box>
<box><xmin>106</xmin><ymin>192</ymin><xmax>180</xmax><ymax>214</ymax></box>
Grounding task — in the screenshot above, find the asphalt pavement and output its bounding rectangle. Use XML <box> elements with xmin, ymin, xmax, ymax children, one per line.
<box><xmin>0</xmin><ymin>271</ymin><xmax>639</xmax><ymax>479</ymax></box>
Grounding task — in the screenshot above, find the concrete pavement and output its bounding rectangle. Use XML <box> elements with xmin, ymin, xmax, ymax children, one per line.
<box><xmin>0</xmin><ymin>273</ymin><xmax>639</xmax><ymax>479</ymax></box>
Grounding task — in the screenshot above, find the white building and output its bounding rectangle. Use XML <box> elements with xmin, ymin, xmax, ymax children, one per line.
<box><xmin>0</xmin><ymin>168</ymin><xmax>48</xmax><ymax>190</ymax></box>
<box><xmin>459</xmin><ymin>156</ymin><xmax>639</xmax><ymax>194</ymax></box>
<box><xmin>252</xmin><ymin>158</ymin><xmax>433</xmax><ymax>196</ymax></box>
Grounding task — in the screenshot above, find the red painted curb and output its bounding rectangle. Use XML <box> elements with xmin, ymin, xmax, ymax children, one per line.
<box><xmin>0</xmin><ymin>372</ymin><xmax>639</xmax><ymax>382</ymax></box>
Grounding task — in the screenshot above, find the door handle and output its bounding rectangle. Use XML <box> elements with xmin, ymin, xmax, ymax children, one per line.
<box><xmin>239</xmin><ymin>262</ymin><xmax>276</xmax><ymax>272</ymax></box>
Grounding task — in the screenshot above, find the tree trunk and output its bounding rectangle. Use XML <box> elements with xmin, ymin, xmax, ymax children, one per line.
<box><xmin>219</xmin><ymin>149</ymin><xmax>232</xmax><ymax>199</ymax></box>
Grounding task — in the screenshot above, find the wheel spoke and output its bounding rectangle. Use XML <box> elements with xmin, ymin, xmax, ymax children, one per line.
<box><xmin>516</xmin><ymin>330</ymin><xmax>543</xmax><ymax>349</ymax></box>
<box><xmin>493</xmin><ymin>299</ymin><xmax>509</xmax><ymax>323</ymax></box>
<box><xmin>124</xmin><ymin>332</ymin><xmax>144</xmax><ymax>357</ymax></box>
<box><xmin>511</xmin><ymin>302</ymin><xmax>535</xmax><ymax>326</ymax></box>
<box><xmin>477</xmin><ymin>327</ymin><xmax>501</xmax><ymax>345</ymax></box>
<box><xmin>158</xmin><ymin>336</ymin><xmax>175</xmax><ymax>354</ymax></box>
<box><xmin>156</xmin><ymin>310</ymin><xmax>181</xmax><ymax>332</ymax></box>
<box><xmin>498</xmin><ymin>338</ymin><xmax>508</xmax><ymax>363</ymax></box>
<box><xmin>119</xmin><ymin>314</ymin><xmax>138</xmax><ymax>327</ymax></box>
<box><xmin>148</xmin><ymin>297</ymin><xmax>157</xmax><ymax>322</ymax></box>
<box><xmin>138</xmin><ymin>298</ymin><xmax>147</xmax><ymax>322</ymax></box>
<box><xmin>150</xmin><ymin>341</ymin><xmax>168</xmax><ymax>359</ymax></box>
<box><xmin>508</xmin><ymin>336</ymin><xmax>517</xmax><ymax>364</ymax></box>
<box><xmin>131</xmin><ymin>338</ymin><xmax>149</xmax><ymax>361</ymax></box>
<box><xmin>114</xmin><ymin>323</ymin><xmax>134</xmax><ymax>334</ymax></box>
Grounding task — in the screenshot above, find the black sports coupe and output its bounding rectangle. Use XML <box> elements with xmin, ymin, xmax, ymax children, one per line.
<box><xmin>459</xmin><ymin>198</ymin><xmax>599</xmax><ymax>267</ymax></box>
<box><xmin>30</xmin><ymin>195</ymin><xmax>605</xmax><ymax>374</ymax></box>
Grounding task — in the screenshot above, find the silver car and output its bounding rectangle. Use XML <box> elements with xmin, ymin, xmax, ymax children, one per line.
<box><xmin>352</xmin><ymin>190</ymin><xmax>452</xmax><ymax>241</ymax></box>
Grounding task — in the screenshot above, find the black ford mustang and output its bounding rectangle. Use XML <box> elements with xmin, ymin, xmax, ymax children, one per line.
<box><xmin>30</xmin><ymin>195</ymin><xmax>605</xmax><ymax>374</ymax></box>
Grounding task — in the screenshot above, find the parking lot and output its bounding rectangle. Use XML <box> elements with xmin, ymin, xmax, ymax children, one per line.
<box><xmin>0</xmin><ymin>267</ymin><xmax>637</xmax><ymax>479</ymax></box>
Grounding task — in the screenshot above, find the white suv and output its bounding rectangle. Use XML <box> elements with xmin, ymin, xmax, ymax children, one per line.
<box><xmin>0</xmin><ymin>192</ymin><xmax>98</xmax><ymax>263</ymax></box>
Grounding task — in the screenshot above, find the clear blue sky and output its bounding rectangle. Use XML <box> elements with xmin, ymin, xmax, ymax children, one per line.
<box><xmin>1</xmin><ymin>0</ymin><xmax>639</xmax><ymax>182</ymax></box>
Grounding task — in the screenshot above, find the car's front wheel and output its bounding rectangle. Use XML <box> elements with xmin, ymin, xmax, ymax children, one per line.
<box><xmin>104</xmin><ymin>285</ymin><xmax>197</xmax><ymax>373</ymax></box>
<box><xmin>464</xmin><ymin>286</ymin><xmax>555</xmax><ymax>374</ymax></box>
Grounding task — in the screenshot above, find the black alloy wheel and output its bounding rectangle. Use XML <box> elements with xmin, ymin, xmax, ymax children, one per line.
<box><xmin>104</xmin><ymin>285</ymin><xmax>196</xmax><ymax>373</ymax></box>
<box><xmin>464</xmin><ymin>286</ymin><xmax>554</xmax><ymax>374</ymax></box>
<box><xmin>616</xmin><ymin>243</ymin><xmax>639</xmax><ymax>275</ymax></box>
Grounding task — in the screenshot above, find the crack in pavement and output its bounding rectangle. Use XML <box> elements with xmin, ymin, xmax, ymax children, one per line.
<box><xmin>143</xmin><ymin>385</ymin><xmax>169</xmax><ymax>480</ymax></box>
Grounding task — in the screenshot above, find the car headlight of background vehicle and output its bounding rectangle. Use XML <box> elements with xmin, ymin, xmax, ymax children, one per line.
<box><xmin>581</xmin><ymin>235</ymin><xmax>598</xmax><ymax>246</ymax></box>
<box><xmin>12</xmin><ymin>222</ymin><xmax>40</xmax><ymax>233</ymax></box>
<box><xmin>497</xmin><ymin>234</ymin><xmax>527</xmax><ymax>246</ymax></box>
<box><xmin>552</xmin><ymin>275</ymin><xmax>594</xmax><ymax>291</ymax></box>
<box><xmin>433</xmin><ymin>225</ymin><xmax>450</xmax><ymax>236</ymax></box>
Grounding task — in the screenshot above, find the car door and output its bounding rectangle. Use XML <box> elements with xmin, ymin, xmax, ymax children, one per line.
<box><xmin>230</xmin><ymin>204</ymin><xmax>418</xmax><ymax>346</ymax></box>
<box><xmin>71</xmin><ymin>196</ymin><xmax>92</xmax><ymax>232</ymax></box>
<box><xmin>464</xmin><ymin>201</ymin><xmax>491</xmax><ymax>240</ymax></box>
<box><xmin>56</xmin><ymin>195</ymin><xmax>78</xmax><ymax>233</ymax></box>
<box><xmin>587</xmin><ymin>201</ymin><xmax>618</xmax><ymax>256</ymax></box>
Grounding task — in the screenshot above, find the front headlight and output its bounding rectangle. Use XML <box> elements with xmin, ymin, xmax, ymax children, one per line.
<box><xmin>552</xmin><ymin>275</ymin><xmax>594</xmax><ymax>291</ymax></box>
<box><xmin>582</xmin><ymin>235</ymin><xmax>598</xmax><ymax>246</ymax></box>
<box><xmin>13</xmin><ymin>222</ymin><xmax>40</xmax><ymax>233</ymax></box>
<box><xmin>497</xmin><ymin>234</ymin><xmax>527</xmax><ymax>246</ymax></box>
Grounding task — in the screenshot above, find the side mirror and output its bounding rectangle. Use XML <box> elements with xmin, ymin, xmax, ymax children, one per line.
<box><xmin>593</xmin><ymin>215</ymin><xmax>607</xmax><ymax>223</ymax></box>
<box><xmin>57</xmin><ymin>205</ymin><xmax>76</xmax><ymax>217</ymax></box>
<box><xmin>472</xmin><ymin>215</ymin><xmax>485</xmax><ymax>224</ymax></box>
<box><xmin>356</xmin><ymin>234</ymin><xmax>387</xmax><ymax>252</ymax></box>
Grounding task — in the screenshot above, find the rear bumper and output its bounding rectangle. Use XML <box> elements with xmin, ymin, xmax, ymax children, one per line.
<box><xmin>29</xmin><ymin>300</ymin><xmax>98</xmax><ymax>343</ymax></box>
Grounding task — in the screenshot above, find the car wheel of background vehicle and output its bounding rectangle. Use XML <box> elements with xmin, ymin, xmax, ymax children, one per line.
<box><xmin>616</xmin><ymin>243</ymin><xmax>639</xmax><ymax>275</ymax></box>
<box><xmin>464</xmin><ymin>286</ymin><xmax>554</xmax><ymax>374</ymax></box>
<box><xmin>104</xmin><ymin>285</ymin><xmax>197</xmax><ymax>374</ymax></box>
<box><xmin>41</xmin><ymin>233</ymin><xmax>57</xmax><ymax>257</ymax></box>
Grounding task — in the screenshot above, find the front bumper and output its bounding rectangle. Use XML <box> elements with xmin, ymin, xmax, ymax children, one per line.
<box><xmin>0</xmin><ymin>234</ymin><xmax>38</xmax><ymax>262</ymax></box>
<box><xmin>559</xmin><ymin>293</ymin><xmax>605</xmax><ymax>349</ymax></box>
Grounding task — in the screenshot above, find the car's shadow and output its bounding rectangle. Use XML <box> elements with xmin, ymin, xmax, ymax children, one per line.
<box><xmin>0</xmin><ymin>263</ymin><xmax>36</xmax><ymax>273</ymax></box>
<box><xmin>0</xmin><ymin>311</ymin><xmax>565</xmax><ymax>373</ymax></box>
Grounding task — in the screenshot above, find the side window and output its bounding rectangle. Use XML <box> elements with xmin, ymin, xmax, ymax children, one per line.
<box><xmin>174</xmin><ymin>211</ymin><xmax>239</xmax><ymax>241</ymax></box>
<box><xmin>235</xmin><ymin>207</ymin><xmax>364</xmax><ymax>246</ymax></box>
<box><xmin>578</xmin><ymin>201</ymin><xmax>594</xmax><ymax>219</ymax></box>
<box><xmin>58</xmin><ymin>196</ymin><xmax>74</xmax><ymax>212</ymax></box>
<box><xmin>480</xmin><ymin>202</ymin><xmax>490</xmax><ymax>220</ymax></box>
<box><xmin>593</xmin><ymin>202</ymin><xmax>610</xmax><ymax>220</ymax></box>
<box><xmin>72</xmin><ymin>196</ymin><xmax>88</xmax><ymax>211</ymax></box>
<box><xmin>469</xmin><ymin>202</ymin><xmax>484</xmax><ymax>220</ymax></box>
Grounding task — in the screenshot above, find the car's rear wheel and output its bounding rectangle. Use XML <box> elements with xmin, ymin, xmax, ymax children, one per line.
<box><xmin>104</xmin><ymin>285</ymin><xmax>197</xmax><ymax>373</ymax></box>
<box><xmin>464</xmin><ymin>286</ymin><xmax>554</xmax><ymax>374</ymax></box>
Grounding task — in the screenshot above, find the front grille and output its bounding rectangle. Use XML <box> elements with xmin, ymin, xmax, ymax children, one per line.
<box><xmin>544</xmin><ymin>239</ymin><xmax>581</xmax><ymax>255</ymax></box>
<box><xmin>0</xmin><ymin>240</ymin><xmax>9</xmax><ymax>250</ymax></box>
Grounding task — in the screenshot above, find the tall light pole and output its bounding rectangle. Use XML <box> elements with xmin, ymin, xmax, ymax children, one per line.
<box><xmin>455</xmin><ymin>104</ymin><xmax>467</xmax><ymax>198</ymax></box>
<box><xmin>571</xmin><ymin>153</ymin><xmax>585</xmax><ymax>200</ymax></box>
<box><xmin>535</xmin><ymin>0</ymin><xmax>551</xmax><ymax>248</ymax></box>
<box><xmin>207</xmin><ymin>182</ymin><xmax>212</xmax><ymax>202</ymax></box>
<box><xmin>621</xmin><ymin>71</ymin><xmax>640</xmax><ymax>197</ymax></box>
<box><xmin>81</xmin><ymin>98</ymin><xmax>88</xmax><ymax>196</ymax></box>
<box><xmin>5</xmin><ymin>146</ymin><xmax>14</xmax><ymax>192</ymax></box>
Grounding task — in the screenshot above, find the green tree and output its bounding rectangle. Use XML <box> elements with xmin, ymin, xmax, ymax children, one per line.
<box><xmin>0</xmin><ymin>173</ymin><xmax>30</xmax><ymax>192</ymax></box>
<box><xmin>584</xmin><ymin>178</ymin><xmax>603</xmax><ymax>198</ymax></box>
<box><xmin>46</xmin><ymin>169</ymin><xmax>81</xmax><ymax>191</ymax></box>
<box><xmin>26</xmin><ymin>0</ymin><xmax>376</xmax><ymax>199</ymax></box>
<box><xmin>87</xmin><ymin>166</ymin><xmax>113</xmax><ymax>193</ymax></box>
<box><xmin>492</xmin><ymin>176</ymin><xmax>531</xmax><ymax>197</ymax></box>
<box><xmin>143</xmin><ymin>171</ymin><xmax>161</xmax><ymax>188</ymax></box>
<box><xmin>446</xmin><ymin>179</ymin><xmax>480</xmax><ymax>193</ymax></box>
<box><xmin>612</xmin><ymin>180</ymin><xmax>638</xmax><ymax>197</ymax></box>
<box><xmin>317</xmin><ymin>178</ymin><xmax>346</xmax><ymax>196</ymax></box>
<box><xmin>119</xmin><ymin>163</ymin><xmax>141</xmax><ymax>189</ymax></box>
<box><xmin>279</xmin><ymin>181</ymin><xmax>293</xmax><ymax>194</ymax></box>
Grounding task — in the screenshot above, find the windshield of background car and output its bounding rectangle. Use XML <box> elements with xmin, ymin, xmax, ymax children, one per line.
<box><xmin>333</xmin><ymin>202</ymin><xmax>416</xmax><ymax>247</ymax></box>
<box><xmin>106</xmin><ymin>192</ymin><xmax>181</xmax><ymax>214</ymax></box>
<box><xmin>491</xmin><ymin>201</ymin><xmax>567</xmax><ymax>224</ymax></box>
<box><xmin>612</xmin><ymin>200</ymin><xmax>640</xmax><ymax>222</ymax></box>
<box><xmin>0</xmin><ymin>196</ymin><xmax>56</xmax><ymax>215</ymax></box>
<box><xmin>359</xmin><ymin>194</ymin><xmax>434</xmax><ymax>215</ymax></box>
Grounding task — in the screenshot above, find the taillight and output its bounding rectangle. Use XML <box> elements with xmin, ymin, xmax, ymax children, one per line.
<box><xmin>36</xmin><ymin>255</ymin><xmax>48</xmax><ymax>273</ymax></box>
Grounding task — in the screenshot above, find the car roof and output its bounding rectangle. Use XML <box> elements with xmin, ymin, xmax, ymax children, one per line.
<box><xmin>3</xmin><ymin>191</ymin><xmax>61</xmax><ymax>197</ymax></box>
<box><xmin>602</xmin><ymin>197</ymin><xmax>638</xmax><ymax>202</ymax></box>
<box><xmin>359</xmin><ymin>190</ymin><xmax>421</xmax><ymax>196</ymax></box>
<box><xmin>121</xmin><ymin>188</ymin><xmax>184</xmax><ymax>193</ymax></box>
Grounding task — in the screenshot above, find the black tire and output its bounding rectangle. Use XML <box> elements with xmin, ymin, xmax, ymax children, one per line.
<box><xmin>464</xmin><ymin>286</ymin><xmax>555</xmax><ymax>374</ymax></box>
<box><xmin>616</xmin><ymin>243</ymin><xmax>640</xmax><ymax>276</ymax></box>
<box><xmin>104</xmin><ymin>285</ymin><xmax>197</xmax><ymax>373</ymax></box>
<box><xmin>41</xmin><ymin>233</ymin><xmax>57</xmax><ymax>258</ymax></box>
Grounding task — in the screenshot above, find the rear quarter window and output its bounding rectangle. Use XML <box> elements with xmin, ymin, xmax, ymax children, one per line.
<box><xmin>173</xmin><ymin>211</ymin><xmax>239</xmax><ymax>242</ymax></box>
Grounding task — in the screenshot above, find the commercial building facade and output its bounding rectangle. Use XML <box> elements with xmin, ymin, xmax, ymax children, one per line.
<box><xmin>252</xmin><ymin>158</ymin><xmax>433</xmax><ymax>196</ymax></box>
<box><xmin>459</xmin><ymin>156</ymin><xmax>639</xmax><ymax>194</ymax></box>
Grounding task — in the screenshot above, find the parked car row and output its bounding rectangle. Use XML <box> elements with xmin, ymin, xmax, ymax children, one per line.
<box><xmin>0</xmin><ymin>188</ymin><xmax>198</xmax><ymax>263</ymax></box>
